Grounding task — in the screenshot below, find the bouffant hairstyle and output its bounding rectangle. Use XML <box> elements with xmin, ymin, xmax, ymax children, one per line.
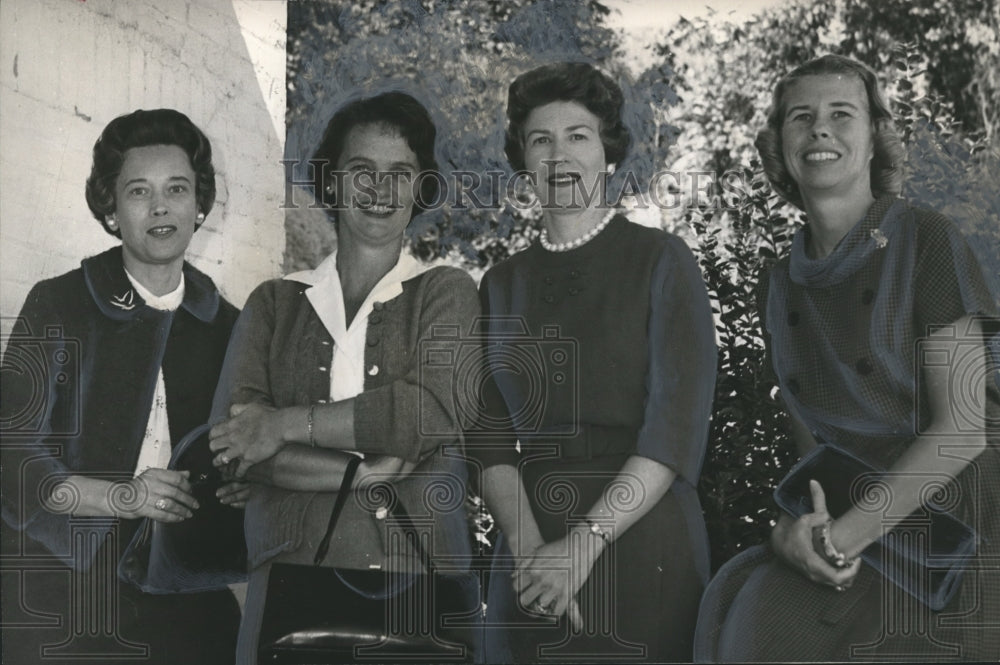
<box><xmin>505</xmin><ymin>62</ymin><xmax>630</xmax><ymax>173</ymax></box>
<box><xmin>754</xmin><ymin>54</ymin><xmax>905</xmax><ymax>209</ymax></box>
<box><xmin>85</xmin><ymin>109</ymin><xmax>216</xmax><ymax>237</ymax></box>
<box><xmin>312</xmin><ymin>91</ymin><xmax>440</xmax><ymax>221</ymax></box>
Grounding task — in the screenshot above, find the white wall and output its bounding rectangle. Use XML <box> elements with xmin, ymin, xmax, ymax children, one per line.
<box><xmin>0</xmin><ymin>0</ymin><xmax>287</xmax><ymax>329</ymax></box>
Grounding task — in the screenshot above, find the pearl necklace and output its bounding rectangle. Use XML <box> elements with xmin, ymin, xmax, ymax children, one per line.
<box><xmin>539</xmin><ymin>208</ymin><xmax>618</xmax><ymax>252</ymax></box>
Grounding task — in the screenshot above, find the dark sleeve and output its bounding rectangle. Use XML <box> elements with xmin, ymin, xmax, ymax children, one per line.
<box><xmin>755</xmin><ymin>264</ymin><xmax>779</xmax><ymax>387</ymax></box>
<box><xmin>461</xmin><ymin>270</ymin><xmax>523</xmax><ymax>471</ymax></box>
<box><xmin>352</xmin><ymin>268</ymin><xmax>483</xmax><ymax>463</ymax></box>
<box><xmin>634</xmin><ymin>235</ymin><xmax>717</xmax><ymax>485</ymax></box>
<box><xmin>912</xmin><ymin>212</ymin><xmax>1000</xmax><ymax>412</ymax></box>
<box><xmin>0</xmin><ymin>280</ymin><xmax>85</xmax><ymax>562</ymax></box>
<box><xmin>913</xmin><ymin>211</ymin><xmax>1000</xmax><ymax>336</ymax></box>
<box><xmin>209</xmin><ymin>281</ymin><xmax>279</xmax><ymax>424</ymax></box>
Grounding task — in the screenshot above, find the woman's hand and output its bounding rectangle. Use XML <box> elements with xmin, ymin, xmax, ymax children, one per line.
<box><xmin>216</xmin><ymin>481</ymin><xmax>250</xmax><ymax>509</ymax></box>
<box><xmin>771</xmin><ymin>479</ymin><xmax>860</xmax><ymax>590</ymax></box>
<box><xmin>514</xmin><ymin>534</ymin><xmax>602</xmax><ymax>632</ymax></box>
<box><xmin>113</xmin><ymin>469</ymin><xmax>198</xmax><ymax>522</ymax></box>
<box><xmin>209</xmin><ymin>403</ymin><xmax>292</xmax><ymax>478</ymax></box>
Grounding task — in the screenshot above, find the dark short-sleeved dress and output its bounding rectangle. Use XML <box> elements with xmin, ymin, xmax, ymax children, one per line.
<box><xmin>474</xmin><ymin>215</ymin><xmax>717</xmax><ymax>662</ymax></box>
<box><xmin>695</xmin><ymin>196</ymin><xmax>1000</xmax><ymax>661</ymax></box>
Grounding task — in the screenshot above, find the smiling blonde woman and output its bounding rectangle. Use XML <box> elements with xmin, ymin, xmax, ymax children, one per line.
<box><xmin>695</xmin><ymin>54</ymin><xmax>1000</xmax><ymax>662</ymax></box>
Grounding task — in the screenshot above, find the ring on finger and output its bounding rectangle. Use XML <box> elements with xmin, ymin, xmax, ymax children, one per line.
<box><xmin>155</xmin><ymin>498</ymin><xmax>169</xmax><ymax>511</ymax></box>
<box><xmin>531</xmin><ymin>600</ymin><xmax>554</xmax><ymax>614</ymax></box>
<box><xmin>220</xmin><ymin>454</ymin><xmax>230</xmax><ymax>464</ymax></box>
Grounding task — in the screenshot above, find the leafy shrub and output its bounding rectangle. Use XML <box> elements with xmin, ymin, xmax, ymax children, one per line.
<box><xmin>687</xmin><ymin>172</ymin><xmax>800</xmax><ymax>571</ymax></box>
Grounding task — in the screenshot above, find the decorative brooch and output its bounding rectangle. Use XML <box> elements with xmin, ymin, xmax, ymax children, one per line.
<box><xmin>870</xmin><ymin>228</ymin><xmax>888</xmax><ymax>249</ymax></box>
<box><xmin>110</xmin><ymin>289</ymin><xmax>136</xmax><ymax>311</ymax></box>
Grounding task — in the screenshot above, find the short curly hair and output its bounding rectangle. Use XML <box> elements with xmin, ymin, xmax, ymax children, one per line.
<box><xmin>85</xmin><ymin>109</ymin><xmax>216</xmax><ymax>237</ymax></box>
<box><xmin>505</xmin><ymin>62</ymin><xmax>630</xmax><ymax>173</ymax></box>
<box><xmin>754</xmin><ymin>54</ymin><xmax>905</xmax><ymax>209</ymax></box>
<box><xmin>312</xmin><ymin>91</ymin><xmax>439</xmax><ymax>222</ymax></box>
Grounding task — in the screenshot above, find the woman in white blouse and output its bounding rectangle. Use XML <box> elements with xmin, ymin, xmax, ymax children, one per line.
<box><xmin>208</xmin><ymin>91</ymin><xmax>481</xmax><ymax>664</ymax></box>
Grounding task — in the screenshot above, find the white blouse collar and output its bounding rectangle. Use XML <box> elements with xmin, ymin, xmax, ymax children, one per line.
<box><xmin>124</xmin><ymin>269</ymin><xmax>185</xmax><ymax>311</ymax></box>
<box><xmin>284</xmin><ymin>250</ymin><xmax>428</xmax><ymax>344</ymax></box>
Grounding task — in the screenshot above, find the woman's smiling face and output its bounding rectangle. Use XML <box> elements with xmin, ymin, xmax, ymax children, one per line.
<box><xmin>780</xmin><ymin>73</ymin><xmax>875</xmax><ymax>203</ymax></box>
<box><xmin>336</xmin><ymin>122</ymin><xmax>419</xmax><ymax>247</ymax></box>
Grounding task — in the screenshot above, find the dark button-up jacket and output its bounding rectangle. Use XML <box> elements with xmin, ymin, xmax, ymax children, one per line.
<box><xmin>1</xmin><ymin>246</ymin><xmax>238</xmax><ymax>570</ymax></box>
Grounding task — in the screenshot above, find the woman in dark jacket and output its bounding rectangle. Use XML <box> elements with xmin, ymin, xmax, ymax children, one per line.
<box><xmin>1</xmin><ymin>109</ymin><xmax>243</xmax><ymax>664</ymax></box>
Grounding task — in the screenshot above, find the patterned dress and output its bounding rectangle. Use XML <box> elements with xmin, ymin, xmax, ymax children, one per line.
<box><xmin>695</xmin><ymin>196</ymin><xmax>1000</xmax><ymax>661</ymax></box>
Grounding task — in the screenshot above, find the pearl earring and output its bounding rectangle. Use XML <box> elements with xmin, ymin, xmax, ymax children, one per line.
<box><xmin>106</xmin><ymin>215</ymin><xmax>117</xmax><ymax>230</ymax></box>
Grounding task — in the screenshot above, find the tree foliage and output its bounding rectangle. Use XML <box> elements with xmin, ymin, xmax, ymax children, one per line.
<box><xmin>285</xmin><ymin>0</ymin><xmax>625</xmax><ymax>272</ymax></box>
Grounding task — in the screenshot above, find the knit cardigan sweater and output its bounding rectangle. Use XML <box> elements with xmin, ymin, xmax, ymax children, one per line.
<box><xmin>215</xmin><ymin>265</ymin><xmax>481</xmax><ymax>569</ymax></box>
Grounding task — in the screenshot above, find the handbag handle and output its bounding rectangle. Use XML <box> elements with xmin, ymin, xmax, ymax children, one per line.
<box><xmin>123</xmin><ymin>423</ymin><xmax>220</xmax><ymax>559</ymax></box>
<box><xmin>311</xmin><ymin>455</ymin><xmax>435</xmax><ymax>573</ymax></box>
<box><xmin>313</xmin><ymin>455</ymin><xmax>363</xmax><ymax>565</ymax></box>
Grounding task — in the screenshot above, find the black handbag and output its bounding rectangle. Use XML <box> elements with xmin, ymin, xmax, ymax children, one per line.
<box><xmin>257</xmin><ymin>456</ymin><xmax>483</xmax><ymax>664</ymax></box>
<box><xmin>774</xmin><ymin>444</ymin><xmax>976</xmax><ymax>611</ymax></box>
<box><xmin>118</xmin><ymin>423</ymin><xmax>248</xmax><ymax>593</ymax></box>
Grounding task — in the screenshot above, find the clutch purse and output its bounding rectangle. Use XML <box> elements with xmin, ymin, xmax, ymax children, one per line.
<box><xmin>118</xmin><ymin>423</ymin><xmax>248</xmax><ymax>593</ymax></box>
<box><xmin>774</xmin><ymin>444</ymin><xmax>976</xmax><ymax>611</ymax></box>
<box><xmin>257</xmin><ymin>456</ymin><xmax>483</xmax><ymax>663</ymax></box>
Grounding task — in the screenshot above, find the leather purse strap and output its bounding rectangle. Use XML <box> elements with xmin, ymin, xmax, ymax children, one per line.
<box><xmin>311</xmin><ymin>455</ymin><xmax>435</xmax><ymax>572</ymax></box>
<box><xmin>313</xmin><ymin>455</ymin><xmax>363</xmax><ymax>565</ymax></box>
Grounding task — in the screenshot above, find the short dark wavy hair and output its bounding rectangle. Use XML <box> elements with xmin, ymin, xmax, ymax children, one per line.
<box><xmin>85</xmin><ymin>109</ymin><xmax>216</xmax><ymax>237</ymax></box>
<box><xmin>755</xmin><ymin>54</ymin><xmax>905</xmax><ymax>209</ymax></box>
<box><xmin>312</xmin><ymin>91</ymin><xmax>439</xmax><ymax>221</ymax></box>
<box><xmin>505</xmin><ymin>62</ymin><xmax>630</xmax><ymax>173</ymax></box>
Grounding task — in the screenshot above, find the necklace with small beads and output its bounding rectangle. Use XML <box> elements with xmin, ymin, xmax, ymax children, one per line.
<box><xmin>539</xmin><ymin>208</ymin><xmax>617</xmax><ymax>252</ymax></box>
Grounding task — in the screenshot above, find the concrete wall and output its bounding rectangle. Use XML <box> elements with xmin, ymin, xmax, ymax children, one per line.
<box><xmin>0</xmin><ymin>0</ymin><xmax>286</xmax><ymax>329</ymax></box>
